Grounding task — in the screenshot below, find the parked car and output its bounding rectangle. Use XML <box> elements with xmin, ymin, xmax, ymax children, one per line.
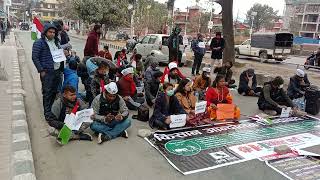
<box><xmin>116</xmin><ymin>33</ymin><xmax>129</xmax><ymax>40</ymax></box>
<box><xmin>20</xmin><ymin>22</ymin><xmax>30</xmax><ymax>31</ymax></box>
<box><xmin>235</xmin><ymin>32</ymin><xmax>293</xmax><ymax>62</ymax></box>
<box><xmin>134</xmin><ymin>34</ymin><xmax>186</xmax><ymax>65</ymax></box>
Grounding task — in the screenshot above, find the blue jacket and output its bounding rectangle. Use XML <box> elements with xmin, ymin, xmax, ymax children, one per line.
<box><xmin>32</xmin><ymin>23</ymin><xmax>60</xmax><ymax>73</ymax></box>
<box><xmin>63</xmin><ymin>68</ymin><xmax>79</xmax><ymax>94</ymax></box>
<box><xmin>191</xmin><ymin>39</ymin><xmax>206</xmax><ymax>56</ymax></box>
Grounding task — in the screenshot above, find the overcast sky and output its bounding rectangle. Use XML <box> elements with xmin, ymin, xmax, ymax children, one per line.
<box><xmin>155</xmin><ymin>0</ymin><xmax>285</xmax><ymax>21</ymax></box>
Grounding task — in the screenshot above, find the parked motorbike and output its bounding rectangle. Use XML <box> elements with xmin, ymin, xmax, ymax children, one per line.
<box><xmin>304</xmin><ymin>51</ymin><xmax>320</xmax><ymax>70</ymax></box>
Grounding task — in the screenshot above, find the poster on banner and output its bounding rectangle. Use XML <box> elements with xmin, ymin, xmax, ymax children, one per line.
<box><xmin>64</xmin><ymin>108</ymin><xmax>94</xmax><ymax>130</ymax></box>
<box><xmin>229</xmin><ymin>133</ymin><xmax>320</xmax><ymax>160</ymax></box>
<box><xmin>170</xmin><ymin>114</ymin><xmax>187</xmax><ymax>128</ymax></box>
<box><xmin>280</xmin><ymin>107</ymin><xmax>291</xmax><ymax>118</ymax></box>
<box><xmin>52</xmin><ymin>49</ymin><xmax>67</xmax><ymax>62</ymax></box>
<box><xmin>195</xmin><ymin>101</ymin><xmax>207</xmax><ymax>114</ymax></box>
<box><xmin>266</xmin><ymin>155</ymin><xmax>320</xmax><ymax>180</ymax></box>
<box><xmin>145</xmin><ymin>116</ymin><xmax>320</xmax><ymax>175</ymax></box>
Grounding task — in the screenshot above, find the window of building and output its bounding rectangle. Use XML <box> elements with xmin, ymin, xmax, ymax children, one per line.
<box><xmin>43</xmin><ymin>3</ymin><xmax>47</xmax><ymax>8</ymax></box>
<box><xmin>43</xmin><ymin>12</ymin><xmax>48</xmax><ymax>16</ymax></box>
<box><xmin>52</xmin><ymin>4</ymin><xmax>55</xmax><ymax>9</ymax></box>
<box><xmin>51</xmin><ymin>12</ymin><xmax>56</xmax><ymax>17</ymax></box>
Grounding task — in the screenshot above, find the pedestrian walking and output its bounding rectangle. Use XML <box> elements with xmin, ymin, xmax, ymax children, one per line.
<box><xmin>0</xmin><ymin>20</ymin><xmax>5</xmax><ymax>44</ymax></box>
<box><xmin>32</xmin><ymin>23</ymin><xmax>63</xmax><ymax>120</ymax></box>
<box><xmin>210</xmin><ymin>32</ymin><xmax>225</xmax><ymax>69</ymax></box>
<box><xmin>191</xmin><ymin>33</ymin><xmax>206</xmax><ymax>76</ymax></box>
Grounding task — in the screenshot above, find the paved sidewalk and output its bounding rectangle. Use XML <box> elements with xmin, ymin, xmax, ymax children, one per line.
<box><xmin>0</xmin><ymin>33</ymin><xmax>36</xmax><ymax>180</ymax></box>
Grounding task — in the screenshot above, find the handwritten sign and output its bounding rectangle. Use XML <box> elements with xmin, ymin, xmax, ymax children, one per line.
<box><xmin>52</xmin><ymin>49</ymin><xmax>66</xmax><ymax>63</ymax></box>
<box><xmin>195</xmin><ymin>101</ymin><xmax>207</xmax><ymax>115</ymax></box>
<box><xmin>170</xmin><ymin>114</ymin><xmax>187</xmax><ymax>129</ymax></box>
<box><xmin>280</xmin><ymin>107</ymin><xmax>291</xmax><ymax>118</ymax></box>
<box><xmin>198</xmin><ymin>42</ymin><xmax>206</xmax><ymax>49</ymax></box>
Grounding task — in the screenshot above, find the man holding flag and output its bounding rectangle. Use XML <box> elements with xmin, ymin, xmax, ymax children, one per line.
<box><xmin>32</xmin><ymin>18</ymin><xmax>64</xmax><ymax>121</ymax></box>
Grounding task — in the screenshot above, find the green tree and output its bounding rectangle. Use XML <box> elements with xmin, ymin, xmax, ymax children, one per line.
<box><xmin>246</xmin><ymin>3</ymin><xmax>279</xmax><ymax>31</ymax></box>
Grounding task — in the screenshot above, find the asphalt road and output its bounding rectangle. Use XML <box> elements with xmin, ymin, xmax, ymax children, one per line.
<box><xmin>15</xmin><ymin>31</ymin><xmax>319</xmax><ymax>180</ymax></box>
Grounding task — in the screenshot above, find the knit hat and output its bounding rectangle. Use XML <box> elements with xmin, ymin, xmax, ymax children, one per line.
<box><xmin>121</xmin><ymin>67</ymin><xmax>134</xmax><ymax>76</ymax></box>
<box><xmin>105</xmin><ymin>82</ymin><xmax>118</xmax><ymax>95</ymax></box>
<box><xmin>296</xmin><ymin>69</ymin><xmax>305</xmax><ymax>78</ymax></box>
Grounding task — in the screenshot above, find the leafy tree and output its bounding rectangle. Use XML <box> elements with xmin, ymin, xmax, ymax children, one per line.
<box><xmin>246</xmin><ymin>3</ymin><xmax>279</xmax><ymax>31</ymax></box>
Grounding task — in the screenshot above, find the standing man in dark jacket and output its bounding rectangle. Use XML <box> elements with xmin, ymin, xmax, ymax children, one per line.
<box><xmin>32</xmin><ymin>23</ymin><xmax>63</xmax><ymax>120</ymax></box>
<box><xmin>0</xmin><ymin>20</ymin><xmax>5</xmax><ymax>44</ymax></box>
<box><xmin>168</xmin><ymin>27</ymin><xmax>183</xmax><ymax>64</ymax></box>
<box><xmin>287</xmin><ymin>69</ymin><xmax>310</xmax><ymax>99</ymax></box>
<box><xmin>191</xmin><ymin>33</ymin><xmax>206</xmax><ymax>76</ymax></box>
<box><xmin>84</xmin><ymin>24</ymin><xmax>101</xmax><ymax>58</ymax></box>
<box><xmin>238</xmin><ymin>69</ymin><xmax>262</xmax><ymax>96</ymax></box>
<box><xmin>210</xmin><ymin>32</ymin><xmax>225</xmax><ymax>68</ymax></box>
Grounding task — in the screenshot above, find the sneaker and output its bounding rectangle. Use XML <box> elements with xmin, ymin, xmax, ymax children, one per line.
<box><xmin>97</xmin><ymin>133</ymin><xmax>110</xmax><ymax>144</ymax></box>
<box><xmin>120</xmin><ymin>130</ymin><xmax>129</xmax><ymax>138</ymax></box>
<box><xmin>56</xmin><ymin>137</ymin><xmax>64</xmax><ymax>146</ymax></box>
<box><xmin>264</xmin><ymin>110</ymin><xmax>278</xmax><ymax>116</ymax></box>
<box><xmin>47</xmin><ymin>127</ymin><xmax>59</xmax><ymax>137</ymax></box>
<box><xmin>79</xmin><ymin>132</ymin><xmax>93</xmax><ymax>141</ymax></box>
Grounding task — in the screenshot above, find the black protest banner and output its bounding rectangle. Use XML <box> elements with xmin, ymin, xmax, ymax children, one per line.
<box><xmin>145</xmin><ymin>116</ymin><xmax>320</xmax><ymax>175</ymax></box>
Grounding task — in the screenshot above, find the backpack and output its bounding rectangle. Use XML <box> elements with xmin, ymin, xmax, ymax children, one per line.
<box><xmin>137</xmin><ymin>104</ymin><xmax>149</xmax><ymax>122</ymax></box>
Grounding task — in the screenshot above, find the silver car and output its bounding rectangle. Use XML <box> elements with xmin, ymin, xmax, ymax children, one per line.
<box><xmin>134</xmin><ymin>34</ymin><xmax>186</xmax><ymax>65</ymax></box>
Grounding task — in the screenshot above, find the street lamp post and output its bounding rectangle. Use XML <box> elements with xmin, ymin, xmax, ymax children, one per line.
<box><xmin>249</xmin><ymin>11</ymin><xmax>257</xmax><ymax>41</ymax></box>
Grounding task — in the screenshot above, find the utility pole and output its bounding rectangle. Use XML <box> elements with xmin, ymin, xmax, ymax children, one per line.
<box><xmin>234</xmin><ymin>9</ymin><xmax>239</xmax><ymax>36</ymax></box>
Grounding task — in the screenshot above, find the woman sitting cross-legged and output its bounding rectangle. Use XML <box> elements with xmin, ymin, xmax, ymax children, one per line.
<box><xmin>149</xmin><ymin>82</ymin><xmax>186</xmax><ymax>130</ymax></box>
<box><xmin>175</xmin><ymin>78</ymin><xmax>197</xmax><ymax>115</ymax></box>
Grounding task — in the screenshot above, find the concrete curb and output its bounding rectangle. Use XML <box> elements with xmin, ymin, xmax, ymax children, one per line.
<box><xmin>10</xmin><ymin>35</ymin><xmax>37</xmax><ymax>180</ymax></box>
<box><xmin>69</xmin><ymin>34</ymin><xmax>123</xmax><ymax>51</ymax></box>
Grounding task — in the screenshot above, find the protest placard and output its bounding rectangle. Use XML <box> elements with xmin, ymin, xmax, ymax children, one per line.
<box><xmin>195</xmin><ymin>101</ymin><xmax>207</xmax><ymax>115</ymax></box>
<box><xmin>52</xmin><ymin>49</ymin><xmax>66</xmax><ymax>63</ymax></box>
<box><xmin>64</xmin><ymin>108</ymin><xmax>94</xmax><ymax>131</ymax></box>
<box><xmin>170</xmin><ymin>114</ymin><xmax>187</xmax><ymax>129</ymax></box>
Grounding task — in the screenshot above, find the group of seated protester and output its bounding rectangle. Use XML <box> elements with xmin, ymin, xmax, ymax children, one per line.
<box><xmin>53</xmin><ymin>46</ymin><xmax>313</xmax><ymax>139</ymax></box>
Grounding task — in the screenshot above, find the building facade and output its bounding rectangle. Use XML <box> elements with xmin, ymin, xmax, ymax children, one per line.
<box><xmin>33</xmin><ymin>0</ymin><xmax>63</xmax><ymax>21</ymax></box>
<box><xmin>284</xmin><ymin>0</ymin><xmax>320</xmax><ymax>38</ymax></box>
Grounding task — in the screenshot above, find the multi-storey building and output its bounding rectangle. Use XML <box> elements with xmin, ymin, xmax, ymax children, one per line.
<box><xmin>284</xmin><ymin>0</ymin><xmax>320</xmax><ymax>38</ymax></box>
<box><xmin>33</xmin><ymin>0</ymin><xmax>62</xmax><ymax>21</ymax></box>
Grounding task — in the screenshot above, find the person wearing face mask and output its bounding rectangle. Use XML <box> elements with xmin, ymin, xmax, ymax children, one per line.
<box><xmin>193</xmin><ymin>67</ymin><xmax>212</xmax><ymax>100</ymax></box>
<box><xmin>287</xmin><ymin>69</ymin><xmax>310</xmax><ymax>100</ymax></box>
<box><xmin>47</xmin><ymin>85</ymin><xmax>93</xmax><ymax>144</ymax></box>
<box><xmin>145</xmin><ymin>71</ymin><xmax>164</xmax><ymax>106</ymax></box>
<box><xmin>238</xmin><ymin>69</ymin><xmax>262</xmax><ymax>96</ymax></box>
<box><xmin>90</xmin><ymin>61</ymin><xmax>110</xmax><ymax>101</ymax></box>
<box><xmin>149</xmin><ymin>83</ymin><xmax>186</xmax><ymax>130</ymax></box>
<box><xmin>84</xmin><ymin>24</ymin><xmax>101</xmax><ymax>58</ymax></box>
<box><xmin>214</xmin><ymin>61</ymin><xmax>236</xmax><ymax>88</ymax></box>
<box><xmin>175</xmin><ymin>79</ymin><xmax>197</xmax><ymax>114</ymax></box>
<box><xmin>191</xmin><ymin>33</ymin><xmax>206</xmax><ymax>76</ymax></box>
<box><xmin>258</xmin><ymin>76</ymin><xmax>294</xmax><ymax>115</ymax></box>
<box><xmin>90</xmin><ymin>82</ymin><xmax>131</xmax><ymax>144</ymax></box>
<box><xmin>117</xmin><ymin>67</ymin><xmax>144</xmax><ymax>110</ymax></box>
<box><xmin>144</xmin><ymin>61</ymin><xmax>160</xmax><ymax>82</ymax></box>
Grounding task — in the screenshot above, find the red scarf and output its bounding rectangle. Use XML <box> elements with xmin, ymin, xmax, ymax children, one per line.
<box><xmin>100</xmin><ymin>79</ymin><xmax>105</xmax><ymax>93</ymax></box>
<box><xmin>124</xmin><ymin>75</ymin><xmax>136</xmax><ymax>96</ymax></box>
<box><xmin>71</xmin><ymin>101</ymin><xmax>80</xmax><ymax>114</ymax></box>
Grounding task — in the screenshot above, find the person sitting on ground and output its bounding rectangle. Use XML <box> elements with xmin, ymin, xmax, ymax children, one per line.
<box><xmin>117</xmin><ymin>67</ymin><xmax>144</xmax><ymax>110</ymax></box>
<box><xmin>206</xmin><ymin>75</ymin><xmax>240</xmax><ymax>120</ymax></box>
<box><xmin>90</xmin><ymin>61</ymin><xmax>110</xmax><ymax>101</ymax></box>
<box><xmin>214</xmin><ymin>61</ymin><xmax>236</xmax><ymax>88</ymax></box>
<box><xmin>175</xmin><ymin>78</ymin><xmax>197</xmax><ymax>114</ymax></box>
<box><xmin>47</xmin><ymin>85</ymin><xmax>92</xmax><ymax>143</ymax></box>
<box><xmin>258</xmin><ymin>76</ymin><xmax>294</xmax><ymax>115</ymax></box>
<box><xmin>90</xmin><ymin>82</ymin><xmax>131</xmax><ymax>144</ymax></box>
<box><xmin>238</xmin><ymin>68</ymin><xmax>262</xmax><ymax>96</ymax></box>
<box><xmin>144</xmin><ymin>52</ymin><xmax>157</xmax><ymax>69</ymax></box>
<box><xmin>68</xmin><ymin>50</ymin><xmax>80</xmax><ymax>63</ymax></box>
<box><xmin>145</xmin><ymin>71</ymin><xmax>163</xmax><ymax>106</ymax></box>
<box><xmin>287</xmin><ymin>69</ymin><xmax>310</xmax><ymax>100</ymax></box>
<box><xmin>161</xmin><ymin>62</ymin><xmax>184</xmax><ymax>85</ymax></box>
<box><xmin>149</xmin><ymin>82</ymin><xmax>186</xmax><ymax>130</ymax></box>
<box><xmin>98</xmin><ymin>45</ymin><xmax>112</xmax><ymax>60</ymax></box>
<box><xmin>63</xmin><ymin>60</ymin><xmax>79</xmax><ymax>96</ymax></box>
<box><xmin>130</xmin><ymin>53</ymin><xmax>144</xmax><ymax>77</ymax></box>
<box><xmin>193</xmin><ymin>67</ymin><xmax>211</xmax><ymax>100</ymax></box>
<box><xmin>114</xmin><ymin>48</ymin><xmax>128</xmax><ymax>67</ymax></box>
<box><xmin>144</xmin><ymin>61</ymin><xmax>160</xmax><ymax>82</ymax></box>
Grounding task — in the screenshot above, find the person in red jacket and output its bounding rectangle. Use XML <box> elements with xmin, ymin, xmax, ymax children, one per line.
<box><xmin>98</xmin><ymin>45</ymin><xmax>112</xmax><ymax>60</ymax></box>
<box><xmin>84</xmin><ymin>24</ymin><xmax>101</xmax><ymax>58</ymax></box>
<box><xmin>206</xmin><ymin>74</ymin><xmax>232</xmax><ymax>107</ymax></box>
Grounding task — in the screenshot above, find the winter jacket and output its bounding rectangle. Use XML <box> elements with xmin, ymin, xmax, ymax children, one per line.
<box><xmin>63</xmin><ymin>68</ymin><xmax>79</xmax><ymax>94</ymax></box>
<box><xmin>32</xmin><ymin>23</ymin><xmax>60</xmax><ymax>73</ymax></box>
<box><xmin>145</xmin><ymin>78</ymin><xmax>160</xmax><ymax>104</ymax></box>
<box><xmin>90</xmin><ymin>72</ymin><xmax>109</xmax><ymax>98</ymax></box>
<box><xmin>149</xmin><ymin>92</ymin><xmax>186</xmax><ymax>128</ymax></box>
<box><xmin>193</xmin><ymin>75</ymin><xmax>211</xmax><ymax>91</ymax></box>
<box><xmin>144</xmin><ymin>67</ymin><xmax>160</xmax><ymax>82</ymax></box>
<box><xmin>91</xmin><ymin>94</ymin><xmax>129</xmax><ymax>123</ymax></box>
<box><xmin>84</xmin><ymin>31</ymin><xmax>99</xmax><ymax>57</ymax></box>
<box><xmin>191</xmin><ymin>39</ymin><xmax>206</xmax><ymax>56</ymax></box>
<box><xmin>175</xmin><ymin>92</ymin><xmax>197</xmax><ymax>113</ymax></box>
<box><xmin>98</xmin><ymin>50</ymin><xmax>112</xmax><ymax>60</ymax></box>
<box><xmin>117</xmin><ymin>77</ymin><xmax>137</xmax><ymax>97</ymax></box>
<box><xmin>238</xmin><ymin>71</ymin><xmax>257</xmax><ymax>93</ymax></box>
<box><xmin>210</xmin><ymin>37</ymin><xmax>225</xmax><ymax>59</ymax></box>
<box><xmin>287</xmin><ymin>75</ymin><xmax>310</xmax><ymax>99</ymax></box>
<box><xmin>214</xmin><ymin>66</ymin><xmax>233</xmax><ymax>84</ymax></box>
<box><xmin>258</xmin><ymin>83</ymin><xmax>294</xmax><ymax>108</ymax></box>
<box><xmin>60</xmin><ymin>30</ymin><xmax>70</xmax><ymax>45</ymax></box>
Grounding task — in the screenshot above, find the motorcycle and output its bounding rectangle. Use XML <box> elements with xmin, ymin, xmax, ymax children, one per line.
<box><xmin>304</xmin><ymin>51</ymin><xmax>320</xmax><ymax>70</ymax></box>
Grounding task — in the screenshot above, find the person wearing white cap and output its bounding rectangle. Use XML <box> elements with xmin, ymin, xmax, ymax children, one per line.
<box><xmin>193</xmin><ymin>67</ymin><xmax>212</xmax><ymax>100</ymax></box>
<box><xmin>117</xmin><ymin>67</ymin><xmax>145</xmax><ymax>110</ymax></box>
<box><xmin>90</xmin><ymin>82</ymin><xmax>131</xmax><ymax>144</ymax></box>
<box><xmin>287</xmin><ymin>69</ymin><xmax>310</xmax><ymax>99</ymax></box>
<box><xmin>161</xmin><ymin>62</ymin><xmax>181</xmax><ymax>85</ymax></box>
